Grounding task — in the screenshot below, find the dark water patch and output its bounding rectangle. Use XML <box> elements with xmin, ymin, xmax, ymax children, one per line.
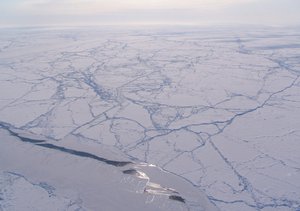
<box><xmin>36</xmin><ymin>143</ymin><xmax>132</xmax><ymax>167</ymax></box>
<box><xmin>169</xmin><ymin>195</ymin><xmax>185</xmax><ymax>203</ymax></box>
<box><xmin>0</xmin><ymin>123</ymin><xmax>45</xmax><ymax>144</ymax></box>
<box><xmin>10</xmin><ymin>132</ymin><xmax>45</xmax><ymax>144</ymax></box>
<box><xmin>0</xmin><ymin>122</ymin><xmax>132</xmax><ymax>167</ymax></box>
<box><xmin>39</xmin><ymin>182</ymin><xmax>56</xmax><ymax>197</ymax></box>
<box><xmin>123</xmin><ymin>169</ymin><xmax>138</xmax><ymax>175</ymax></box>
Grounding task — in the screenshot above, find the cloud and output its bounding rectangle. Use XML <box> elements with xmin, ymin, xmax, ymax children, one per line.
<box><xmin>1</xmin><ymin>0</ymin><xmax>299</xmax><ymax>26</ymax></box>
<box><xmin>15</xmin><ymin>0</ymin><xmax>256</xmax><ymax>15</ymax></box>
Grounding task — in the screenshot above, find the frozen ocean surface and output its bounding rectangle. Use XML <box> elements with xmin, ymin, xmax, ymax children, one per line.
<box><xmin>0</xmin><ymin>26</ymin><xmax>300</xmax><ymax>211</ymax></box>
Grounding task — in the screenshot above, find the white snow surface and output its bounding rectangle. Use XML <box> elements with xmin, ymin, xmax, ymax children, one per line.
<box><xmin>0</xmin><ymin>26</ymin><xmax>300</xmax><ymax>211</ymax></box>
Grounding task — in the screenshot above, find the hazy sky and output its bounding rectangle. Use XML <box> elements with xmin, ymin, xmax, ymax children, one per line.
<box><xmin>1</xmin><ymin>0</ymin><xmax>300</xmax><ymax>26</ymax></box>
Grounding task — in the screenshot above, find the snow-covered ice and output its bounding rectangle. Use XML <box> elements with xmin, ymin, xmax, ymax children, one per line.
<box><xmin>0</xmin><ymin>26</ymin><xmax>299</xmax><ymax>211</ymax></box>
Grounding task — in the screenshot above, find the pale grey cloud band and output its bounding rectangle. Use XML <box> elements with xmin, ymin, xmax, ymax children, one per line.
<box><xmin>0</xmin><ymin>0</ymin><xmax>299</xmax><ymax>26</ymax></box>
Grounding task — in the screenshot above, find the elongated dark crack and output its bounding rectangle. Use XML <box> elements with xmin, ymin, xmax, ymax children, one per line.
<box><xmin>0</xmin><ymin>122</ymin><xmax>131</xmax><ymax>167</ymax></box>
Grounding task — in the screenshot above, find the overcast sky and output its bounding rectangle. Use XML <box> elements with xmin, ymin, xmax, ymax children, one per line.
<box><xmin>1</xmin><ymin>0</ymin><xmax>300</xmax><ymax>26</ymax></box>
